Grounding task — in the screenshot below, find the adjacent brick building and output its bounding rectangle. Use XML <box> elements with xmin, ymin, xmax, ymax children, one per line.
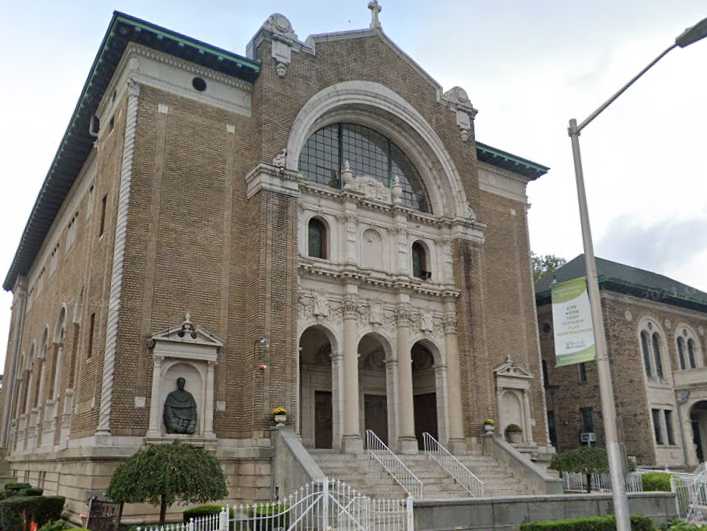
<box><xmin>0</xmin><ymin>8</ymin><xmax>551</xmax><ymax>519</ymax></box>
<box><xmin>537</xmin><ymin>255</ymin><xmax>707</xmax><ymax>468</ymax></box>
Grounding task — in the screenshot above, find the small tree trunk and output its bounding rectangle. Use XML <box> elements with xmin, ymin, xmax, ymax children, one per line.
<box><xmin>586</xmin><ymin>473</ymin><xmax>592</xmax><ymax>493</ymax></box>
<box><xmin>160</xmin><ymin>495</ymin><xmax>168</xmax><ymax>525</ymax></box>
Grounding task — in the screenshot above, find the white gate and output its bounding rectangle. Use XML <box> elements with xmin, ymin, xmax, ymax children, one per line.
<box><xmin>138</xmin><ymin>479</ymin><xmax>413</xmax><ymax>531</ymax></box>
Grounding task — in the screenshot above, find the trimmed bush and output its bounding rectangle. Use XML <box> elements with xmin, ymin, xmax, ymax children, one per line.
<box><xmin>642</xmin><ymin>472</ymin><xmax>672</xmax><ymax>492</ymax></box>
<box><xmin>664</xmin><ymin>521</ymin><xmax>707</xmax><ymax>530</ymax></box>
<box><xmin>0</xmin><ymin>495</ymin><xmax>66</xmax><ymax>531</ymax></box>
<box><xmin>183</xmin><ymin>504</ymin><xmax>230</xmax><ymax>522</ymax></box>
<box><xmin>4</xmin><ymin>482</ymin><xmax>32</xmax><ymax>494</ymax></box>
<box><xmin>39</xmin><ymin>520</ymin><xmax>72</xmax><ymax>531</ymax></box>
<box><xmin>247</xmin><ymin>503</ymin><xmax>289</xmax><ymax>531</ymax></box>
<box><xmin>520</xmin><ymin>514</ymin><xmax>654</xmax><ymax>530</ymax></box>
<box><xmin>20</xmin><ymin>487</ymin><xmax>44</xmax><ymax>497</ymax></box>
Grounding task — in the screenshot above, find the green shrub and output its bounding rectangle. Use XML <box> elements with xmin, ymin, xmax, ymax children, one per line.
<box><xmin>0</xmin><ymin>495</ymin><xmax>66</xmax><ymax>531</ymax></box>
<box><xmin>20</xmin><ymin>487</ymin><xmax>44</xmax><ymax>497</ymax></box>
<box><xmin>65</xmin><ymin>528</ymin><xmax>90</xmax><ymax>531</ymax></box>
<box><xmin>642</xmin><ymin>472</ymin><xmax>672</xmax><ymax>492</ymax></box>
<box><xmin>4</xmin><ymin>482</ymin><xmax>32</xmax><ymax>494</ymax></box>
<box><xmin>247</xmin><ymin>503</ymin><xmax>288</xmax><ymax>531</ymax></box>
<box><xmin>183</xmin><ymin>504</ymin><xmax>231</xmax><ymax>522</ymax></box>
<box><xmin>665</xmin><ymin>522</ymin><xmax>707</xmax><ymax>531</ymax></box>
<box><xmin>520</xmin><ymin>514</ymin><xmax>654</xmax><ymax>530</ymax></box>
<box><xmin>39</xmin><ymin>519</ymin><xmax>72</xmax><ymax>531</ymax></box>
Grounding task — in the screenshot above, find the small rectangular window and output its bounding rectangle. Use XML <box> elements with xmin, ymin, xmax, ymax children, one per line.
<box><xmin>652</xmin><ymin>408</ymin><xmax>664</xmax><ymax>445</ymax></box>
<box><xmin>578</xmin><ymin>363</ymin><xmax>588</xmax><ymax>383</ymax></box>
<box><xmin>99</xmin><ymin>194</ymin><xmax>107</xmax><ymax>238</ymax></box>
<box><xmin>580</xmin><ymin>407</ymin><xmax>594</xmax><ymax>433</ymax></box>
<box><xmin>542</xmin><ymin>360</ymin><xmax>549</xmax><ymax>388</ymax></box>
<box><xmin>87</xmin><ymin>313</ymin><xmax>96</xmax><ymax>359</ymax></box>
<box><xmin>665</xmin><ymin>410</ymin><xmax>675</xmax><ymax>445</ymax></box>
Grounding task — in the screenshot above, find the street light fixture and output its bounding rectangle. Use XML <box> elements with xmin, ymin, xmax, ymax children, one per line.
<box><xmin>567</xmin><ymin>16</ymin><xmax>707</xmax><ymax>531</ymax></box>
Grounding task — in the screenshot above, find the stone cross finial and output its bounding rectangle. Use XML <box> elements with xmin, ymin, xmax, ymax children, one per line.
<box><xmin>368</xmin><ymin>0</ymin><xmax>382</xmax><ymax>29</ymax></box>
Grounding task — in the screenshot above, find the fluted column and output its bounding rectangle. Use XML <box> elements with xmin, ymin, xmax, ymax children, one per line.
<box><xmin>444</xmin><ymin>300</ymin><xmax>466</xmax><ymax>453</ymax></box>
<box><xmin>396</xmin><ymin>303</ymin><xmax>417</xmax><ymax>454</ymax></box>
<box><xmin>342</xmin><ymin>291</ymin><xmax>362</xmax><ymax>453</ymax></box>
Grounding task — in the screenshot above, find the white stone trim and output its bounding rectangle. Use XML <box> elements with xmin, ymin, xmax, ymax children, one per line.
<box><xmin>285</xmin><ymin>81</ymin><xmax>468</xmax><ymax>219</ymax></box>
<box><xmin>96</xmin><ymin>79</ymin><xmax>140</xmax><ymax>435</ymax></box>
<box><xmin>245</xmin><ymin>163</ymin><xmax>301</xmax><ymax>199</ymax></box>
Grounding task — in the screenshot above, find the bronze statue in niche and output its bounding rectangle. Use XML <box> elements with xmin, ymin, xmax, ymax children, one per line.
<box><xmin>163</xmin><ymin>377</ymin><xmax>197</xmax><ymax>434</ymax></box>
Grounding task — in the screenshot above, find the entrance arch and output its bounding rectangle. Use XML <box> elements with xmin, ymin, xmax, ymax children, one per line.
<box><xmin>358</xmin><ymin>333</ymin><xmax>393</xmax><ymax>445</ymax></box>
<box><xmin>690</xmin><ymin>401</ymin><xmax>707</xmax><ymax>463</ymax></box>
<box><xmin>299</xmin><ymin>325</ymin><xmax>336</xmax><ymax>449</ymax></box>
<box><xmin>411</xmin><ymin>339</ymin><xmax>446</xmax><ymax>449</ymax></box>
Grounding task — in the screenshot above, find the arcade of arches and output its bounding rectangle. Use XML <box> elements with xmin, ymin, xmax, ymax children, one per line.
<box><xmin>298</xmin><ymin>325</ymin><xmax>448</xmax><ymax>453</ymax></box>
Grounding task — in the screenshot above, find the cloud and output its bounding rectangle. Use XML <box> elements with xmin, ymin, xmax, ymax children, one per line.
<box><xmin>598</xmin><ymin>215</ymin><xmax>707</xmax><ymax>277</ymax></box>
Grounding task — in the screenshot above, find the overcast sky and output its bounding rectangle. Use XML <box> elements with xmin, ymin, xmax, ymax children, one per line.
<box><xmin>1</xmin><ymin>1</ymin><xmax>706</xmax><ymax>369</ymax></box>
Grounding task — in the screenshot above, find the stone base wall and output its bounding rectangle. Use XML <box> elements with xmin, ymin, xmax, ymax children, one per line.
<box><xmin>8</xmin><ymin>444</ymin><xmax>274</xmax><ymax>525</ymax></box>
<box><xmin>414</xmin><ymin>492</ymin><xmax>677</xmax><ymax>531</ymax></box>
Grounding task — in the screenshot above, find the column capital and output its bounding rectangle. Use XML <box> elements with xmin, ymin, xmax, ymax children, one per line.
<box><xmin>443</xmin><ymin>313</ymin><xmax>458</xmax><ymax>335</ymax></box>
<box><xmin>396</xmin><ymin>305</ymin><xmax>414</xmax><ymax>327</ymax></box>
<box><xmin>343</xmin><ymin>296</ymin><xmax>359</xmax><ymax>320</ymax></box>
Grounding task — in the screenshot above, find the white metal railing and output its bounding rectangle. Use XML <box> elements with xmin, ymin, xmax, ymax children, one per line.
<box><xmin>671</xmin><ymin>464</ymin><xmax>707</xmax><ymax>522</ymax></box>
<box><xmin>422</xmin><ymin>432</ymin><xmax>484</xmax><ymax>497</ymax></box>
<box><xmin>366</xmin><ymin>429</ymin><xmax>424</xmax><ymax>499</ymax></box>
<box><xmin>561</xmin><ymin>471</ymin><xmax>643</xmax><ymax>493</ymax></box>
<box><xmin>137</xmin><ymin>478</ymin><xmax>413</xmax><ymax>531</ymax></box>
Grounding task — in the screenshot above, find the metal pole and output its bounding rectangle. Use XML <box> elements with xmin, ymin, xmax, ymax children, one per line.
<box><xmin>568</xmin><ymin>118</ymin><xmax>631</xmax><ymax>530</ymax></box>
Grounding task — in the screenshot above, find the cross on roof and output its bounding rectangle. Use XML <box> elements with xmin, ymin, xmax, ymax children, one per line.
<box><xmin>368</xmin><ymin>0</ymin><xmax>382</xmax><ymax>29</ymax></box>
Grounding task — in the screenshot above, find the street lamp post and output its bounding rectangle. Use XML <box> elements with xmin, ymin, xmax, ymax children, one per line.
<box><xmin>568</xmin><ymin>16</ymin><xmax>707</xmax><ymax>531</ymax></box>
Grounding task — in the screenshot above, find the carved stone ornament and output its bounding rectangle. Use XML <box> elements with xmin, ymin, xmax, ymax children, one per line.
<box><xmin>494</xmin><ymin>355</ymin><xmax>533</xmax><ymax>379</ymax></box>
<box><xmin>420</xmin><ymin>313</ymin><xmax>434</xmax><ymax>334</ymax></box>
<box><xmin>443</xmin><ymin>86</ymin><xmax>477</xmax><ymax>143</ymax></box>
<box><xmin>368</xmin><ymin>0</ymin><xmax>382</xmax><ymax>29</ymax></box>
<box><xmin>313</xmin><ymin>294</ymin><xmax>329</xmax><ymax>319</ymax></box>
<box><xmin>273</xmin><ymin>149</ymin><xmax>287</xmax><ymax>171</ymax></box>
<box><xmin>463</xmin><ymin>202</ymin><xmax>476</xmax><ymax>221</ymax></box>
<box><xmin>369</xmin><ymin>303</ymin><xmax>384</xmax><ymax>325</ymax></box>
<box><xmin>262</xmin><ymin>13</ymin><xmax>298</xmax><ymax>41</ymax></box>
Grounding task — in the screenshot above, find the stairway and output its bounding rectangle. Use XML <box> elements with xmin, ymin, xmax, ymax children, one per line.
<box><xmin>310</xmin><ymin>449</ymin><xmax>526</xmax><ymax>499</ymax></box>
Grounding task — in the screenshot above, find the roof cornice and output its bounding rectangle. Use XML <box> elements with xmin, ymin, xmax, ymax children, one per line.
<box><xmin>475</xmin><ymin>141</ymin><xmax>549</xmax><ymax>180</ymax></box>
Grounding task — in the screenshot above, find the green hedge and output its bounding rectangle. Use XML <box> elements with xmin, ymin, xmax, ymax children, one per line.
<box><xmin>642</xmin><ymin>472</ymin><xmax>672</xmax><ymax>492</ymax></box>
<box><xmin>183</xmin><ymin>504</ymin><xmax>232</xmax><ymax>522</ymax></box>
<box><xmin>0</xmin><ymin>495</ymin><xmax>66</xmax><ymax>531</ymax></box>
<box><xmin>4</xmin><ymin>483</ymin><xmax>32</xmax><ymax>494</ymax></box>
<box><xmin>520</xmin><ymin>514</ymin><xmax>654</xmax><ymax>530</ymax></box>
<box><xmin>39</xmin><ymin>519</ymin><xmax>73</xmax><ymax>531</ymax></box>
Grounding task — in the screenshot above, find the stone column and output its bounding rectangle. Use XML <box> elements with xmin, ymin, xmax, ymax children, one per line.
<box><xmin>204</xmin><ymin>361</ymin><xmax>216</xmax><ymax>438</ymax></box>
<box><xmin>147</xmin><ymin>356</ymin><xmax>163</xmax><ymax>438</ymax></box>
<box><xmin>396</xmin><ymin>303</ymin><xmax>417</xmax><ymax>454</ymax></box>
<box><xmin>331</xmin><ymin>351</ymin><xmax>344</xmax><ymax>450</ymax></box>
<box><xmin>444</xmin><ymin>301</ymin><xmax>466</xmax><ymax>453</ymax></box>
<box><xmin>342</xmin><ymin>290</ymin><xmax>362</xmax><ymax>453</ymax></box>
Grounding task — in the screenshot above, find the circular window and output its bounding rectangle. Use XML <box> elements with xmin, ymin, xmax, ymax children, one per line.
<box><xmin>192</xmin><ymin>77</ymin><xmax>207</xmax><ymax>92</ymax></box>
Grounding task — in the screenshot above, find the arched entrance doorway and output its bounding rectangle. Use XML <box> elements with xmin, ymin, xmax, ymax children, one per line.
<box><xmin>358</xmin><ymin>333</ymin><xmax>391</xmax><ymax>445</ymax></box>
<box><xmin>299</xmin><ymin>326</ymin><xmax>335</xmax><ymax>449</ymax></box>
<box><xmin>412</xmin><ymin>340</ymin><xmax>440</xmax><ymax>449</ymax></box>
<box><xmin>690</xmin><ymin>401</ymin><xmax>707</xmax><ymax>462</ymax></box>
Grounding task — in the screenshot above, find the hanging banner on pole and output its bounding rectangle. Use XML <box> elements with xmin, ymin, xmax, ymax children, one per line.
<box><xmin>551</xmin><ymin>277</ymin><xmax>596</xmax><ymax>367</ymax></box>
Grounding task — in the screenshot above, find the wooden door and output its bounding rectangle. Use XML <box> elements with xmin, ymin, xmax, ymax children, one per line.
<box><xmin>364</xmin><ymin>394</ymin><xmax>388</xmax><ymax>445</ymax></box>
<box><xmin>315</xmin><ymin>391</ymin><xmax>333</xmax><ymax>449</ymax></box>
<box><xmin>414</xmin><ymin>393</ymin><xmax>438</xmax><ymax>449</ymax></box>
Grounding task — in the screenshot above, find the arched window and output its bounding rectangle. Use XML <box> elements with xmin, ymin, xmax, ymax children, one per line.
<box><xmin>308</xmin><ymin>217</ymin><xmax>327</xmax><ymax>259</ymax></box>
<box><xmin>688</xmin><ymin>338</ymin><xmax>697</xmax><ymax>369</ymax></box>
<box><xmin>652</xmin><ymin>333</ymin><xmax>664</xmax><ymax>379</ymax></box>
<box><xmin>299</xmin><ymin>123</ymin><xmax>431</xmax><ymax>212</ymax></box>
<box><xmin>641</xmin><ymin>331</ymin><xmax>652</xmax><ymax>378</ymax></box>
<box><xmin>678</xmin><ymin>336</ymin><xmax>687</xmax><ymax>370</ymax></box>
<box><xmin>411</xmin><ymin>241</ymin><xmax>429</xmax><ymax>280</ymax></box>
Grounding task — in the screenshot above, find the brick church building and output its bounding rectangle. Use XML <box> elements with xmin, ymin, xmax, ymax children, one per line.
<box><xmin>0</xmin><ymin>6</ymin><xmax>552</xmax><ymax>519</ymax></box>
<box><xmin>537</xmin><ymin>255</ymin><xmax>707</xmax><ymax>468</ymax></box>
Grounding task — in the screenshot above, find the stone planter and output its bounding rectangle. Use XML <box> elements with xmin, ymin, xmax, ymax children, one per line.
<box><xmin>483</xmin><ymin>424</ymin><xmax>495</xmax><ymax>433</ymax></box>
<box><xmin>508</xmin><ymin>430</ymin><xmax>523</xmax><ymax>444</ymax></box>
<box><xmin>274</xmin><ymin>414</ymin><xmax>287</xmax><ymax>425</ymax></box>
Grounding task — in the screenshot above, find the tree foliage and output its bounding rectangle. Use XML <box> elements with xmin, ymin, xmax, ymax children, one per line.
<box><xmin>107</xmin><ymin>442</ymin><xmax>228</xmax><ymax>525</ymax></box>
<box><xmin>549</xmin><ymin>447</ymin><xmax>609</xmax><ymax>493</ymax></box>
<box><xmin>532</xmin><ymin>253</ymin><xmax>567</xmax><ymax>284</ymax></box>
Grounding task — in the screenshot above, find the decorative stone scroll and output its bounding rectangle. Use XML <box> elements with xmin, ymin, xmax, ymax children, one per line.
<box><xmin>146</xmin><ymin>314</ymin><xmax>222</xmax><ymax>439</ymax></box>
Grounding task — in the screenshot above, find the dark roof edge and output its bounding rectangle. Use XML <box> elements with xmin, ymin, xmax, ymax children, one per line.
<box><xmin>475</xmin><ymin>141</ymin><xmax>549</xmax><ymax>180</ymax></box>
<box><xmin>3</xmin><ymin>12</ymin><xmax>260</xmax><ymax>291</ymax></box>
<box><xmin>536</xmin><ymin>277</ymin><xmax>707</xmax><ymax>314</ymax></box>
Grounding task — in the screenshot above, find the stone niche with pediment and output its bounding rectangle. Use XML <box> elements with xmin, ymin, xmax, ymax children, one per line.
<box><xmin>494</xmin><ymin>355</ymin><xmax>535</xmax><ymax>445</ymax></box>
<box><xmin>146</xmin><ymin>315</ymin><xmax>222</xmax><ymax>440</ymax></box>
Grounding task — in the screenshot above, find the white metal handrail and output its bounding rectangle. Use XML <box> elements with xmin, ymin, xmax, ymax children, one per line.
<box><xmin>422</xmin><ymin>432</ymin><xmax>484</xmax><ymax>497</ymax></box>
<box><xmin>366</xmin><ymin>429</ymin><xmax>424</xmax><ymax>499</ymax></box>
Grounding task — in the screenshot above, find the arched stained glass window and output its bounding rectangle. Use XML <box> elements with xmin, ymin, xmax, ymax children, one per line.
<box><xmin>678</xmin><ymin>336</ymin><xmax>687</xmax><ymax>370</ymax></box>
<box><xmin>688</xmin><ymin>338</ymin><xmax>697</xmax><ymax>369</ymax></box>
<box><xmin>299</xmin><ymin>123</ymin><xmax>431</xmax><ymax>212</ymax></box>
<box><xmin>652</xmin><ymin>332</ymin><xmax>664</xmax><ymax>379</ymax></box>
<box><xmin>641</xmin><ymin>331</ymin><xmax>652</xmax><ymax>378</ymax></box>
<box><xmin>308</xmin><ymin>218</ymin><xmax>327</xmax><ymax>259</ymax></box>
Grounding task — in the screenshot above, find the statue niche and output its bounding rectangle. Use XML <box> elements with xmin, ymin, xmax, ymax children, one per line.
<box><xmin>163</xmin><ymin>377</ymin><xmax>197</xmax><ymax>434</ymax></box>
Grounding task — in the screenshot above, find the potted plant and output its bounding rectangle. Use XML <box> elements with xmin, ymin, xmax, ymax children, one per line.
<box><xmin>482</xmin><ymin>419</ymin><xmax>496</xmax><ymax>433</ymax></box>
<box><xmin>272</xmin><ymin>406</ymin><xmax>288</xmax><ymax>426</ymax></box>
<box><xmin>505</xmin><ymin>424</ymin><xmax>523</xmax><ymax>444</ymax></box>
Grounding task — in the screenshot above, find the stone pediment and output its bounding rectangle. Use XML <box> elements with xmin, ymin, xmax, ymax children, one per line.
<box><xmin>149</xmin><ymin>314</ymin><xmax>222</xmax><ymax>362</ymax></box>
<box><xmin>494</xmin><ymin>355</ymin><xmax>533</xmax><ymax>380</ymax></box>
